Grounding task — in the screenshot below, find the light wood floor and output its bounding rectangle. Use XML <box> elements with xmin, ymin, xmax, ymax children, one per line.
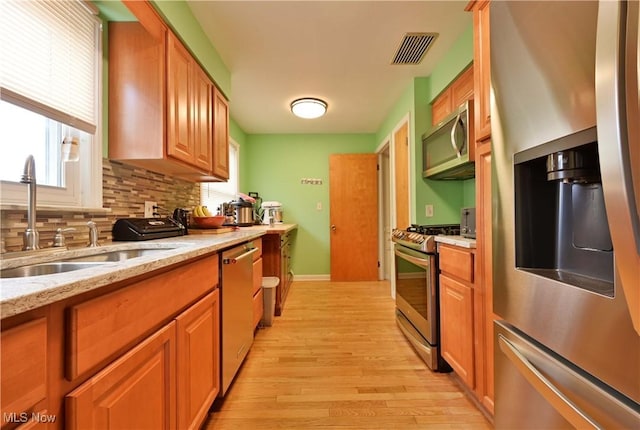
<box><xmin>204</xmin><ymin>280</ymin><xmax>493</xmax><ymax>429</ymax></box>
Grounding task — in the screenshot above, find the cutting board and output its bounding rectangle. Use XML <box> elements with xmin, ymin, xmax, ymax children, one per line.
<box><xmin>188</xmin><ymin>227</ymin><xmax>236</xmax><ymax>235</ymax></box>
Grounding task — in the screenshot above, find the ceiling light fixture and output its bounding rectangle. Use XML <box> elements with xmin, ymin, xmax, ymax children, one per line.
<box><xmin>290</xmin><ymin>98</ymin><xmax>327</xmax><ymax>119</ymax></box>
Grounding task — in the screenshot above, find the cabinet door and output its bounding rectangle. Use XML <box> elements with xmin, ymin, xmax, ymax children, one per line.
<box><xmin>192</xmin><ymin>66</ymin><xmax>213</xmax><ymax>172</ymax></box>
<box><xmin>473</xmin><ymin>1</ymin><xmax>491</xmax><ymax>142</ymax></box>
<box><xmin>476</xmin><ymin>141</ymin><xmax>494</xmax><ymax>413</ymax></box>
<box><xmin>431</xmin><ymin>88</ymin><xmax>452</xmax><ymax>126</ymax></box>
<box><xmin>66</xmin><ymin>322</ymin><xmax>176</xmax><ymax>430</ymax></box>
<box><xmin>212</xmin><ymin>87</ymin><xmax>229</xmax><ymax>179</ymax></box>
<box><xmin>167</xmin><ymin>33</ymin><xmax>194</xmax><ymax>165</ymax></box>
<box><xmin>451</xmin><ymin>66</ymin><xmax>474</xmax><ymax>108</ymax></box>
<box><xmin>1</xmin><ymin>318</ymin><xmax>47</xmax><ymax>422</ymax></box>
<box><xmin>176</xmin><ymin>291</ymin><xmax>220</xmax><ymax>430</ymax></box>
<box><xmin>439</xmin><ymin>275</ymin><xmax>475</xmax><ymax>388</ymax></box>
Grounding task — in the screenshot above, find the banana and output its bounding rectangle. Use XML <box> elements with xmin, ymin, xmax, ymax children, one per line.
<box><xmin>202</xmin><ymin>206</ymin><xmax>212</xmax><ymax>216</ymax></box>
<box><xmin>193</xmin><ymin>205</ymin><xmax>204</xmax><ymax>217</ymax></box>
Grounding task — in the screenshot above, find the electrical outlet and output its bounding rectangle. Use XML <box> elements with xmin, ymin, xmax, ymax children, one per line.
<box><xmin>144</xmin><ymin>201</ymin><xmax>157</xmax><ymax>218</ymax></box>
<box><xmin>425</xmin><ymin>204</ymin><xmax>434</xmax><ymax>217</ymax></box>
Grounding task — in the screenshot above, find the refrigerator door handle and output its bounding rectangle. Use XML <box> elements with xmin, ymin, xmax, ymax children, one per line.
<box><xmin>595</xmin><ymin>0</ymin><xmax>640</xmax><ymax>335</ymax></box>
<box><xmin>497</xmin><ymin>334</ymin><xmax>601</xmax><ymax>429</ymax></box>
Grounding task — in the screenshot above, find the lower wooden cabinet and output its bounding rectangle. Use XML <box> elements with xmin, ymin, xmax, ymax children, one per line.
<box><xmin>1</xmin><ymin>317</ymin><xmax>48</xmax><ymax>426</ymax></box>
<box><xmin>176</xmin><ymin>290</ymin><xmax>220</xmax><ymax>430</ymax></box>
<box><xmin>252</xmin><ymin>239</ymin><xmax>264</xmax><ymax>329</ymax></box>
<box><xmin>65</xmin><ymin>322</ymin><xmax>177</xmax><ymax>430</ymax></box>
<box><xmin>2</xmin><ymin>255</ymin><xmax>222</xmax><ymax>430</ymax></box>
<box><xmin>263</xmin><ymin>231</ymin><xmax>293</xmax><ymax>316</ymax></box>
<box><xmin>440</xmin><ymin>274</ymin><xmax>475</xmax><ymax>387</ymax></box>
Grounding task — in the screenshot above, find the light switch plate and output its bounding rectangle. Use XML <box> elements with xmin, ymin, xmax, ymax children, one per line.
<box><xmin>425</xmin><ymin>204</ymin><xmax>434</xmax><ymax>217</ymax></box>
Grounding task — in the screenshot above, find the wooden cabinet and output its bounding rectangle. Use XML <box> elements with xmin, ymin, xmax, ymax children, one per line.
<box><xmin>252</xmin><ymin>238</ymin><xmax>264</xmax><ymax>328</ymax></box>
<box><xmin>440</xmin><ymin>275</ymin><xmax>475</xmax><ymax>387</ymax></box>
<box><xmin>212</xmin><ymin>87</ymin><xmax>230</xmax><ymax>179</ymax></box>
<box><xmin>439</xmin><ymin>245</ymin><xmax>475</xmax><ymax>388</ymax></box>
<box><xmin>467</xmin><ymin>0</ymin><xmax>494</xmax><ymax>415</ymax></box>
<box><xmin>1</xmin><ymin>317</ymin><xmax>48</xmax><ymax>427</ymax></box>
<box><xmin>66</xmin><ymin>322</ymin><xmax>177</xmax><ymax>430</ymax></box>
<box><xmin>431</xmin><ymin>65</ymin><xmax>474</xmax><ymax>126</ymax></box>
<box><xmin>467</xmin><ymin>0</ymin><xmax>491</xmax><ymax>142</ymax></box>
<box><xmin>439</xmin><ymin>244</ymin><xmax>489</xmax><ymax>405</ymax></box>
<box><xmin>262</xmin><ymin>231</ymin><xmax>294</xmax><ymax>316</ymax></box>
<box><xmin>109</xmin><ymin>0</ymin><xmax>228</xmax><ymax>182</ymax></box>
<box><xmin>176</xmin><ymin>291</ymin><xmax>220</xmax><ymax>430</ymax></box>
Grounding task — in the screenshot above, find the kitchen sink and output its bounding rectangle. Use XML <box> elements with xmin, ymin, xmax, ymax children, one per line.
<box><xmin>1</xmin><ymin>247</ymin><xmax>179</xmax><ymax>278</ymax></box>
<box><xmin>0</xmin><ymin>262</ymin><xmax>107</xmax><ymax>279</ymax></box>
<box><xmin>64</xmin><ymin>248</ymin><xmax>176</xmax><ymax>263</ymax></box>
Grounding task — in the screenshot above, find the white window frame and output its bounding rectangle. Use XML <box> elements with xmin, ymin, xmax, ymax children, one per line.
<box><xmin>0</xmin><ymin>1</ymin><xmax>103</xmax><ymax>210</ymax></box>
<box><xmin>201</xmin><ymin>140</ymin><xmax>239</xmax><ymax>213</ymax></box>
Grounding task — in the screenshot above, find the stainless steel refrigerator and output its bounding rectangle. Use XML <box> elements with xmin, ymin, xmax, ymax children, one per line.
<box><xmin>491</xmin><ymin>1</ymin><xmax>639</xmax><ymax>428</ymax></box>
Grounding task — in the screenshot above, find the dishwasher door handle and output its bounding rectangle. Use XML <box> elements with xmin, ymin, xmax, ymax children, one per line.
<box><xmin>223</xmin><ymin>247</ymin><xmax>258</xmax><ymax>264</ymax></box>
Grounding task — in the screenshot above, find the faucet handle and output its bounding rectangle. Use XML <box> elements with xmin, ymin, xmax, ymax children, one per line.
<box><xmin>53</xmin><ymin>227</ymin><xmax>75</xmax><ymax>247</ymax></box>
<box><xmin>87</xmin><ymin>221</ymin><xmax>100</xmax><ymax>247</ymax></box>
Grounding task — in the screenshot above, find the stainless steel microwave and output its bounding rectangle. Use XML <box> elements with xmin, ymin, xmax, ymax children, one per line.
<box><xmin>422</xmin><ymin>101</ymin><xmax>475</xmax><ymax>180</ymax></box>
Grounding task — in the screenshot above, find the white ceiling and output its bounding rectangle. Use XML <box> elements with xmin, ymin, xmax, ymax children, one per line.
<box><xmin>187</xmin><ymin>1</ymin><xmax>472</xmax><ymax>134</ymax></box>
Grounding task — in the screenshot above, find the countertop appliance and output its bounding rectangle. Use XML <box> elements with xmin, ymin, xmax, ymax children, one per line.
<box><xmin>112</xmin><ymin>217</ymin><xmax>185</xmax><ymax>241</ymax></box>
<box><xmin>220</xmin><ymin>241</ymin><xmax>258</xmax><ymax>395</ymax></box>
<box><xmin>261</xmin><ymin>201</ymin><xmax>283</xmax><ymax>225</ymax></box>
<box><xmin>422</xmin><ymin>100</ymin><xmax>474</xmax><ymax>180</ymax></box>
<box><xmin>460</xmin><ymin>207</ymin><xmax>476</xmax><ymax>239</ymax></box>
<box><xmin>172</xmin><ymin>208</ymin><xmax>189</xmax><ymax>234</ymax></box>
<box><xmin>492</xmin><ymin>1</ymin><xmax>639</xmax><ymax>428</ymax></box>
<box><xmin>391</xmin><ymin>224</ymin><xmax>460</xmax><ymax>371</ymax></box>
<box><xmin>227</xmin><ymin>201</ymin><xmax>255</xmax><ymax>227</ymax></box>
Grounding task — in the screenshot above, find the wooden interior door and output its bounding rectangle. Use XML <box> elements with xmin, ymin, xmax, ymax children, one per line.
<box><xmin>329</xmin><ymin>154</ymin><xmax>378</xmax><ymax>281</ymax></box>
<box><xmin>394</xmin><ymin>121</ymin><xmax>410</xmax><ymax>229</ymax></box>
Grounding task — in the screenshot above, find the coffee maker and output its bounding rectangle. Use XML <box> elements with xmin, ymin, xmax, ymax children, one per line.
<box><xmin>261</xmin><ymin>201</ymin><xmax>283</xmax><ymax>225</ymax></box>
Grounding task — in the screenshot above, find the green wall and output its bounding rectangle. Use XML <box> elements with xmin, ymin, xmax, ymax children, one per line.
<box><xmin>374</xmin><ymin>23</ymin><xmax>474</xmax><ymax>227</ymax></box>
<box><xmin>152</xmin><ymin>1</ymin><xmax>231</xmax><ymax>96</ymax></box>
<box><xmin>244</xmin><ymin>134</ymin><xmax>376</xmax><ymax>276</ymax></box>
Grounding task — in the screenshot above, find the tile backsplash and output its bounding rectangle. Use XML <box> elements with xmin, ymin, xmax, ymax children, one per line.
<box><xmin>0</xmin><ymin>159</ymin><xmax>200</xmax><ymax>252</ymax></box>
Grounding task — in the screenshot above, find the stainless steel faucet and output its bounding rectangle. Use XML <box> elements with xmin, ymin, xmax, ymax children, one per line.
<box><xmin>21</xmin><ymin>155</ymin><xmax>39</xmax><ymax>250</ymax></box>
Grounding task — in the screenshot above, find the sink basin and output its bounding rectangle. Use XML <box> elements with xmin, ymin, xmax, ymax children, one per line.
<box><xmin>64</xmin><ymin>248</ymin><xmax>176</xmax><ymax>263</ymax></box>
<box><xmin>1</xmin><ymin>262</ymin><xmax>107</xmax><ymax>279</ymax></box>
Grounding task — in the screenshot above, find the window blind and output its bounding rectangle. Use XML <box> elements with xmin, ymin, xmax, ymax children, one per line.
<box><xmin>0</xmin><ymin>0</ymin><xmax>100</xmax><ymax>134</ymax></box>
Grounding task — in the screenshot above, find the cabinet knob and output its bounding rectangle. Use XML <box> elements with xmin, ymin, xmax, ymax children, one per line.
<box><xmin>331</xmin><ymin>225</ymin><xmax>336</xmax><ymax>232</ymax></box>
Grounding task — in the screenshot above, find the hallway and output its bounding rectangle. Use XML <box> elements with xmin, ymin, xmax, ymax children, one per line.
<box><xmin>205</xmin><ymin>281</ymin><xmax>492</xmax><ymax>429</ymax></box>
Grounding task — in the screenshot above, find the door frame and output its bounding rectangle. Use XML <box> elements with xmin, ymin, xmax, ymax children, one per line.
<box><xmin>376</xmin><ymin>138</ymin><xmax>390</xmax><ymax>282</ymax></box>
<box><xmin>377</xmin><ymin>112</ymin><xmax>412</xmax><ymax>297</ymax></box>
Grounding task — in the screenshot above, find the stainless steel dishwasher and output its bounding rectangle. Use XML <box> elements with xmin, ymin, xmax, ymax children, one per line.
<box><xmin>220</xmin><ymin>241</ymin><xmax>258</xmax><ymax>395</ymax></box>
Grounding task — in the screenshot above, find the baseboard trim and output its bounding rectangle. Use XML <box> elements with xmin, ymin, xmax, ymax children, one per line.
<box><xmin>293</xmin><ymin>274</ymin><xmax>331</xmax><ymax>281</ymax></box>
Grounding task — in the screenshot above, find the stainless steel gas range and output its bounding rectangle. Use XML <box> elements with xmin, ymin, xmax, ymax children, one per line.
<box><xmin>392</xmin><ymin>224</ymin><xmax>459</xmax><ymax>372</ymax></box>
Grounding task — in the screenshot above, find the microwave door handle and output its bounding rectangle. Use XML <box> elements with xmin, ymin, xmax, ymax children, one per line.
<box><xmin>450</xmin><ymin>112</ymin><xmax>463</xmax><ymax>158</ymax></box>
<box><xmin>595</xmin><ymin>0</ymin><xmax>640</xmax><ymax>335</ymax></box>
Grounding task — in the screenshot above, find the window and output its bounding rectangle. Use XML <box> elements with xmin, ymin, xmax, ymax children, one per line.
<box><xmin>201</xmin><ymin>140</ymin><xmax>239</xmax><ymax>215</ymax></box>
<box><xmin>0</xmin><ymin>0</ymin><xmax>103</xmax><ymax>208</ymax></box>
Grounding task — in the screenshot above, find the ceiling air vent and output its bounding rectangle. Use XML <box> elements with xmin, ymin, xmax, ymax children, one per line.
<box><xmin>391</xmin><ymin>32</ymin><xmax>438</xmax><ymax>65</ymax></box>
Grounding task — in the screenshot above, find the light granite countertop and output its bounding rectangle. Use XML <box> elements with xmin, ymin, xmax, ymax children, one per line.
<box><xmin>434</xmin><ymin>235</ymin><xmax>477</xmax><ymax>249</ymax></box>
<box><xmin>0</xmin><ymin>225</ymin><xmax>294</xmax><ymax>319</ymax></box>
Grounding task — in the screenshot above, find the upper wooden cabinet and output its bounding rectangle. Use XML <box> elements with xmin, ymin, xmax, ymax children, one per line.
<box><xmin>466</xmin><ymin>0</ymin><xmax>491</xmax><ymax>142</ymax></box>
<box><xmin>108</xmin><ymin>1</ymin><xmax>229</xmax><ymax>182</ymax></box>
<box><xmin>431</xmin><ymin>65</ymin><xmax>474</xmax><ymax>126</ymax></box>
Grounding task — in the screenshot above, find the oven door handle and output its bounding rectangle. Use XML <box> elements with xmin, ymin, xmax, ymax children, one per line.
<box><xmin>395</xmin><ymin>246</ymin><xmax>430</xmax><ymax>269</ymax></box>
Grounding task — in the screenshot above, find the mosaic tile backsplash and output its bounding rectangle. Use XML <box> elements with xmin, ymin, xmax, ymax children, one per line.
<box><xmin>0</xmin><ymin>159</ymin><xmax>200</xmax><ymax>253</ymax></box>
